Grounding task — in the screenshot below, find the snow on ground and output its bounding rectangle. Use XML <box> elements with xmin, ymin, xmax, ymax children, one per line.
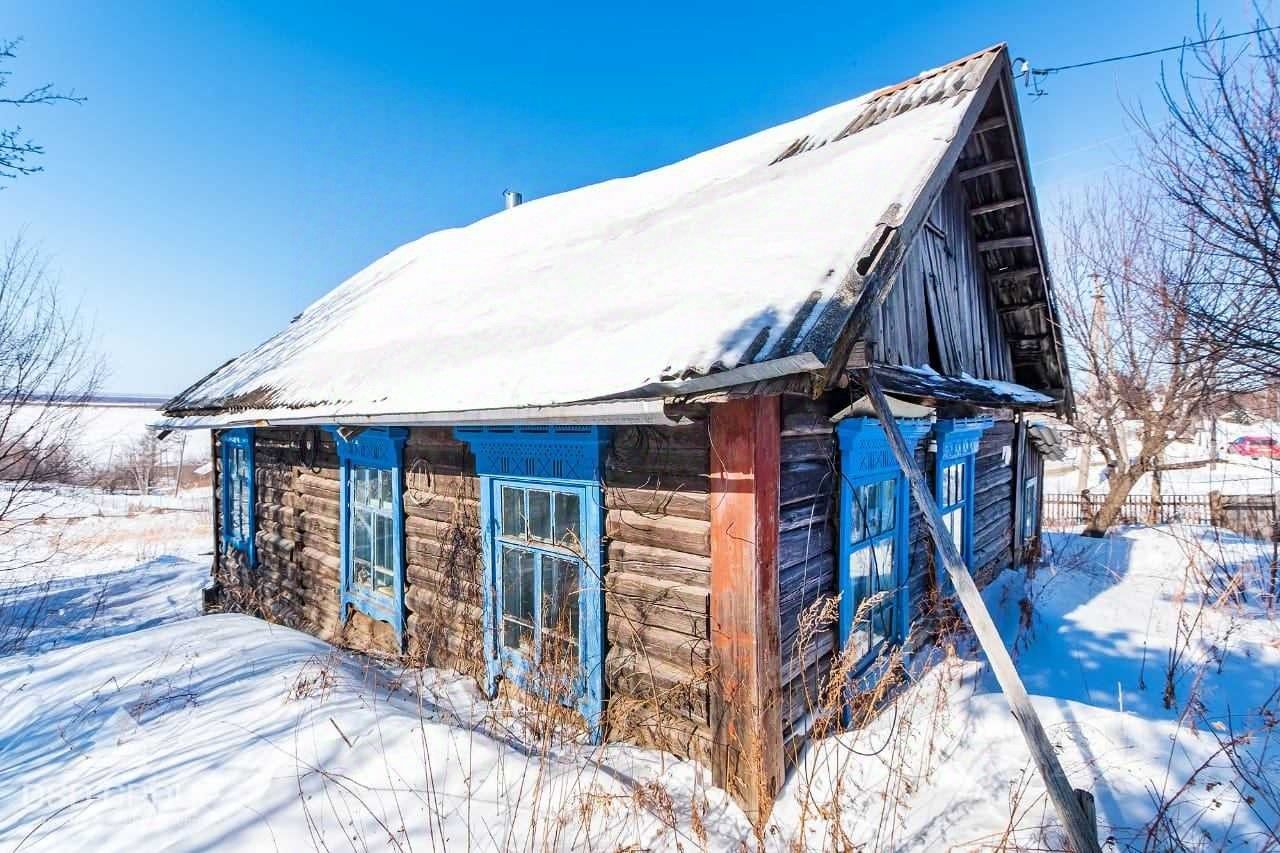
<box><xmin>0</xmin><ymin>493</ymin><xmax>752</xmax><ymax>851</ymax></box>
<box><xmin>771</xmin><ymin>527</ymin><xmax>1280</xmax><ymax>851</ymax></box>
<box><xmin>2</xmin><ymin>491</ymin><xmax>1278</xmax><ymax>851</ymax></box>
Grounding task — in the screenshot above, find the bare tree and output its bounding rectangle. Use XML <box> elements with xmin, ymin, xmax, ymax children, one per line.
<box><xmin>0</xmin><ymin>237</ymin><xmax>100</xmax><ymax>569</ymax></box>
<box><xmin>122</xmin><ymin>430</ymin><xmax>164</xmax><ymax>497</ymax></box>
<box><xmin>0</xmin><ymin>37</ymin><xmax>83</xmax><ymax>184</ymax></box>
<box><xmin>1056</xmin><ymin>182</ymin><xmax>1234</xmax><ymax>535</ymax></box>
<box><xmin>1138</xmin><ymin>13</ymin><xmax>1280</xmax><ymax>385</ymax></box>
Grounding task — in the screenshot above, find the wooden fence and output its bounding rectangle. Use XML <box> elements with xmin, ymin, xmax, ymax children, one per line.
<box><xmin>1044</xmin><ymin>491</ymin><xmax>1279</xmax><ymax>541</ymax></box>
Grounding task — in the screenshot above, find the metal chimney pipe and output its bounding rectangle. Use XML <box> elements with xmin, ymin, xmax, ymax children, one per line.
<box><xmin>503</xmin><ymin>189</ymin><xmax>523</xmax><ymax>209</ymax></box>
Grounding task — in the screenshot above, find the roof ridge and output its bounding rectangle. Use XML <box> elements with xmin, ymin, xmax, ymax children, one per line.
<box><xmin>770</xmin><ymin>45</ymin><xmax>1005</xmax><ymax>165</ymax></box>
<box><xmin>857</xmin><ymin>43</ymin><xmax>1006</xmax><ymax>107</ymax></box>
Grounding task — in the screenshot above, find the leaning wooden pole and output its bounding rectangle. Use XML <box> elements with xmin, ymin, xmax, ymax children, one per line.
<box><xmin>859</xmin><ymin>368</ymin><xmax>1102</xmax><ymax>853</ymax></box>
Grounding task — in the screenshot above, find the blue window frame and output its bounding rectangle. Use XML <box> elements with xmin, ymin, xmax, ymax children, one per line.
<box><xmin>835</xmin><ymin>417</ymin><xmax>932</xmax><ymax>670</ymax></box>
<box><xmin>455</xmin><ymin>425</ymin><xmax>608</xmax><ymax>738</ymax></box>
<box><xmin>933</xmin><ymin>418</ymin><xmax>993</xmax><ymax>589</ymax></box>
<box><xmin>334</xmin><ymin>427</ymin><xmax>408</xmax><ymax>644</ymax></box>
<box><xmin>1021</xmin><ymin>475</ymin><xmax>1039</xmax><ymax>543</ymax></box>
<box><xmin>220</xmin><ymin>428</ymin><xmax>256</xmax><ymax>567</ymax></box>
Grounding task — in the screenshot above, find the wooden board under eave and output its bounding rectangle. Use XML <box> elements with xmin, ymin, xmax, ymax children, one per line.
<box><xmin>708</xmin><ymin>396</ymin><xmax>784</xmax><ymax>827</ymax></box>
<box><xmin>777</xmin><ymin>395</ymin><xmax>840</xmax><ymax>764</ymax></box>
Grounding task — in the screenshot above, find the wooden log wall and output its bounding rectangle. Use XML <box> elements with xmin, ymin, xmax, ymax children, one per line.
<box><xmin>212</xmin><ymin>423</ymin><xmax>717</xmax><ymax>764</ymax></box>
<box><xmin>401</xmin><ymin>429</ymin><xmax>485</xmax><ymax>677</ymax></box>
<box><xmin>208</xmin><ymin>415</ymin><xmax>1020</xmax><ymax>776</ymax></box>
<box><xmin>211</xmin><ymin>427</ymin><xmax>483</xmax><ymax>660</ymax></box>
<box><xmin>602</xmin><ymin>423</ymin><xmax>714</xmax><ymax>766</ymax></box>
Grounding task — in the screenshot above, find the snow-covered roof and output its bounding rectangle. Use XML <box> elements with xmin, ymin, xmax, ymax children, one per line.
<box><xmin>165</xmin><ymin>47</ymin><xmax>1008</xmax><ymax>426</ymax></box>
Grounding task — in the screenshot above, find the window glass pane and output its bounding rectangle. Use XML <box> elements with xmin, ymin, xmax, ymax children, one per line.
<box><xmin>500</xmin><ymin>486</ymin><xmax>525</xmax><ymax>537</ymax></box>
<box><xmin>871</xmin><ymin>599</ymin><xmax>892</xmax><ymax>648</ymax></box>
<box><xmin>541</xmin><ymin>556</ymin><xmax>580</xmax><ymax>640</ymax></box>
<box><xmin>851</xmin><ymin>618</ymin><xmax>871</xmax><ymax>661</ymax></box>
<box><xmin>865</xmin><ymin>483</ymin><xmax>882</xmax><ymax>536</ymax></box>
<box><xmin>872</xmin><ymin>539</ymin><xmax>895</xmax><ymax>593</ymax></box>
<box><xmin>352</xmin><ymin>510</ymin><xmax>371</xmax><ymax>590</ymax></box>
<box><xmin>879</xmin><ymin>479</ymin><xmax>896</xmax><ymax>533</ymax></box>
<box><xmin>850</xmin><ymin>487</ymin><xmax>867</xmax><ymax>544</ymax></box>
<box><xmin>501</xmin><ymin>546</ymin><xmax>535</xmax><ymax>655</ymax></box>
<box><xmin>944</xmin><ymin>507</ymin><xmax>963</xmax><ymax>554</ymax></box>
<box><xmin>1023</xmin><ymin>479</ymin><xmax>1037</xmax><ymax>539</ymax></box>
<box><xmin>554</xmin><ymin>492</ymin><xmax>580</xmax><ymax>548</ymax></box>
<box><xmin>528</xmin><ymin>490</ymin><xmax>551</xmax><ymax>540</ymax></box>
<box><xmin>237</xmin><ymin>477</ymin><xmax>249</xmax><ymax>539</ymax></box>
<box><xmin>380</xmin><ymin>469</ymin><xmax>393</xmax><ymax>510</ymax></box>
<box><xmin>373</xmin><ymin>513</ymin><xmax>394</xmax><ymax>593</ymax></box>
<box><xmin>849</xmin><ymin>544</ymin><xmax>872</xmax><ymax>581</ymax></box>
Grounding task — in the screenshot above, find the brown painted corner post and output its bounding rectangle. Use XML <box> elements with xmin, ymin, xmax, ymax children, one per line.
<box><xmin>708</xmin><ymin>395</ymin><xmax>784</xmax><ymax>828</ymax></box>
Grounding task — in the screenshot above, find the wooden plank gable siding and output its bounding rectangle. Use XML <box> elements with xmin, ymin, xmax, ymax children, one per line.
<box><xmin>871</xmin><ymin>171</ymin><xmax>1015</xmax><ymax>383</ymax></box>
<box><xmin>972</xmin><ymin>420</ymin><xmax>1017</xmax><ymax>585</ymax></box>
<box><xmin>777</xmin><ymin>395</ymin><xmax>838</xmax><ymax>761</ymax></box>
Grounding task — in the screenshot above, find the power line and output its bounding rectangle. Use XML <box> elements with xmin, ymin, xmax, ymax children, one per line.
<box><xmin>1014</xmin><ymin>24</ymin><xmax>1278</xmax><ymax>96</ymax></box>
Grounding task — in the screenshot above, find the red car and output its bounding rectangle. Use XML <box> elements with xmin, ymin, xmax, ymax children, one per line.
<box><xmin>1228</xmin><ymin>435</ymin><xmax>1280</xmax><ymax>459</ymax></box>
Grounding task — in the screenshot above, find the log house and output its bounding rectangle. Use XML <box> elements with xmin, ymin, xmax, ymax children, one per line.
<box><xmin>162</xmin><ymin>44</ymin><xmax>1071</xmax><ymax>825</ymax></box>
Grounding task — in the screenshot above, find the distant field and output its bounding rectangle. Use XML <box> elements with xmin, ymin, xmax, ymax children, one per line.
<box><xmin>15</xmin><ymin>401</ymin><xmax>209</xmax><ymax>469</ymax></box>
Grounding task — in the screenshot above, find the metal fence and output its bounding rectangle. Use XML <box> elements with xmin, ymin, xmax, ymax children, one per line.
<box><xmin>1044</xmin><ymin>491</ymin><xmax>1279</xmax><ymax>541</ymax></box>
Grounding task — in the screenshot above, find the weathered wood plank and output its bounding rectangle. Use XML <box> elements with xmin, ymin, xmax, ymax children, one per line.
<box><xmin>605</xmin><ymin>648</ymin><xmax>709</xmax><ymax>722</ymax></box>
<box><xmin>969</xmin><ymin>196</ymin><xmax>1025</xmax><ymax>216</ymax></box>
<box><xmin>977</xmin><ymin>235</ymin><xmax>1035</xmax><ymax>252</ymax></box>
<box><xmin>608</xmin><ymin>619</ymin><xmax>710</xmax><ymax>672</ymax></box>
<box><xmin>605</xmin><ymin>540</ymin><xmax>710</xmax><ymax>586</ymax></box>
<box><xmin>605</xmin><ymin>485</ymin><xmax>709</xmax><ymax>521</ymax></box>
<box><xmin>605</xmin><ymin>572</ymin><xmax>709</xmax><ymax>614</ymax></box>
<box><xmin>958</xmin><ymin>158</ymin><xmax>1017</xmax><ymax>180</ymax></box>
<box><xmin>606</xmin><ymin>510</ymin><xmax>710</xmax><ymax>557</ymax></box>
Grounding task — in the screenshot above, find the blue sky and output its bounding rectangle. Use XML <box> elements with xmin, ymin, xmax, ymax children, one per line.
<box><xmin>0</xmin><ymin>1</ymin><xmax>1251</xmax><ymax>394</ymax></box>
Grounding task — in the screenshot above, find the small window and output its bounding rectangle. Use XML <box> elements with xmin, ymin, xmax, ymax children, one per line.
<box><xmin>932</xmin><ymin>419</ymin><xmax>994</xmax><ymax>592</ymax></box>
<box><xmin>939</xmin><ymin>460</ymin><xmax>966</xmax><ymax>557</ymax></box>
<box><xmin>846</xmin><ymin>476</ymin><xmax>900</xmax><ymax>660</ymax></box>
<box><xmin>494</xmin><ymin>482</ymin><xmax>586</xmax><ymax>668</ymax></box>
<box><xmin>335</xmin><ymin>427</ymin><xmax>407</xmax><ymax>643</ymax></box>
<box><xmin>455</xmin><ymin>426</ymin><xmax>607</xmax><ymax>738</ymax></box>
<box><xmin>835</xmin><ymin>417</ymin><xmax>932</xmax><ymax>674</ymax></box>
<box><xmin>220</xmin><ymin>429</ymin><xmax>255</xmax><ymax>565</ymax></box>
<box><xmin>1022</xmin><ymin>476</ymin><xmax>1039</xmax><ymax>542</ymax></box>
<box><xmin>348</xmin><ymin>466</ymin><xmax>397</xmax><ymax>597</ymax></box>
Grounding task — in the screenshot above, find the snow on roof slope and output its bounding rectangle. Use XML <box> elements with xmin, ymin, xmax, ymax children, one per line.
<box><xmin>167</xmin><ymin>48</ymin><xmax>1000</xmax><ymax>423</ymax></box>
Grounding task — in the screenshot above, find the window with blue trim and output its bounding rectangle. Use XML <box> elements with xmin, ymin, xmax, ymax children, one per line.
<box><xmin>836</xmin><ymin>418</ymin><xmax>932</xmax><ymax>668</ymax></box>
<box><xmin>455</xmin><ymin>425</ymin><xmax>607</xmax><ymax>738</ymax></box>
<box><xmin>938</xmin><ymin>459</ymin><xmax>967</xmax><ymax>557</ymax></box>
<box><xmin>1021</xmin><ymin>475</ymin><xmax>1039</xmax><ymax>543</ymax></box>
<box><xmin>495</xmin><ymin>482</ymin><xmax>584</xmax><ymax>677</ymax></box>
<box><xmin>220</xmin><ymin>428</ymin><xmax>255</xmax><ymax>567</ymax></box>
<box><xmin>334</xmin><ymin>427</ymin><xmax>407</xmax><ymax>643</ymax></box>
<box><xmin>933</xmin><ymin>419</ymin><xmax>993</xmax><ymax>584</ymax></box>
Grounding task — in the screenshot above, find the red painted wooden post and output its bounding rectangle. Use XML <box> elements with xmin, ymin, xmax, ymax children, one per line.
<box><xmin>708</xmin><ymin>395</ymin><xmax>783</xmax><ymax>827</ymax></box>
